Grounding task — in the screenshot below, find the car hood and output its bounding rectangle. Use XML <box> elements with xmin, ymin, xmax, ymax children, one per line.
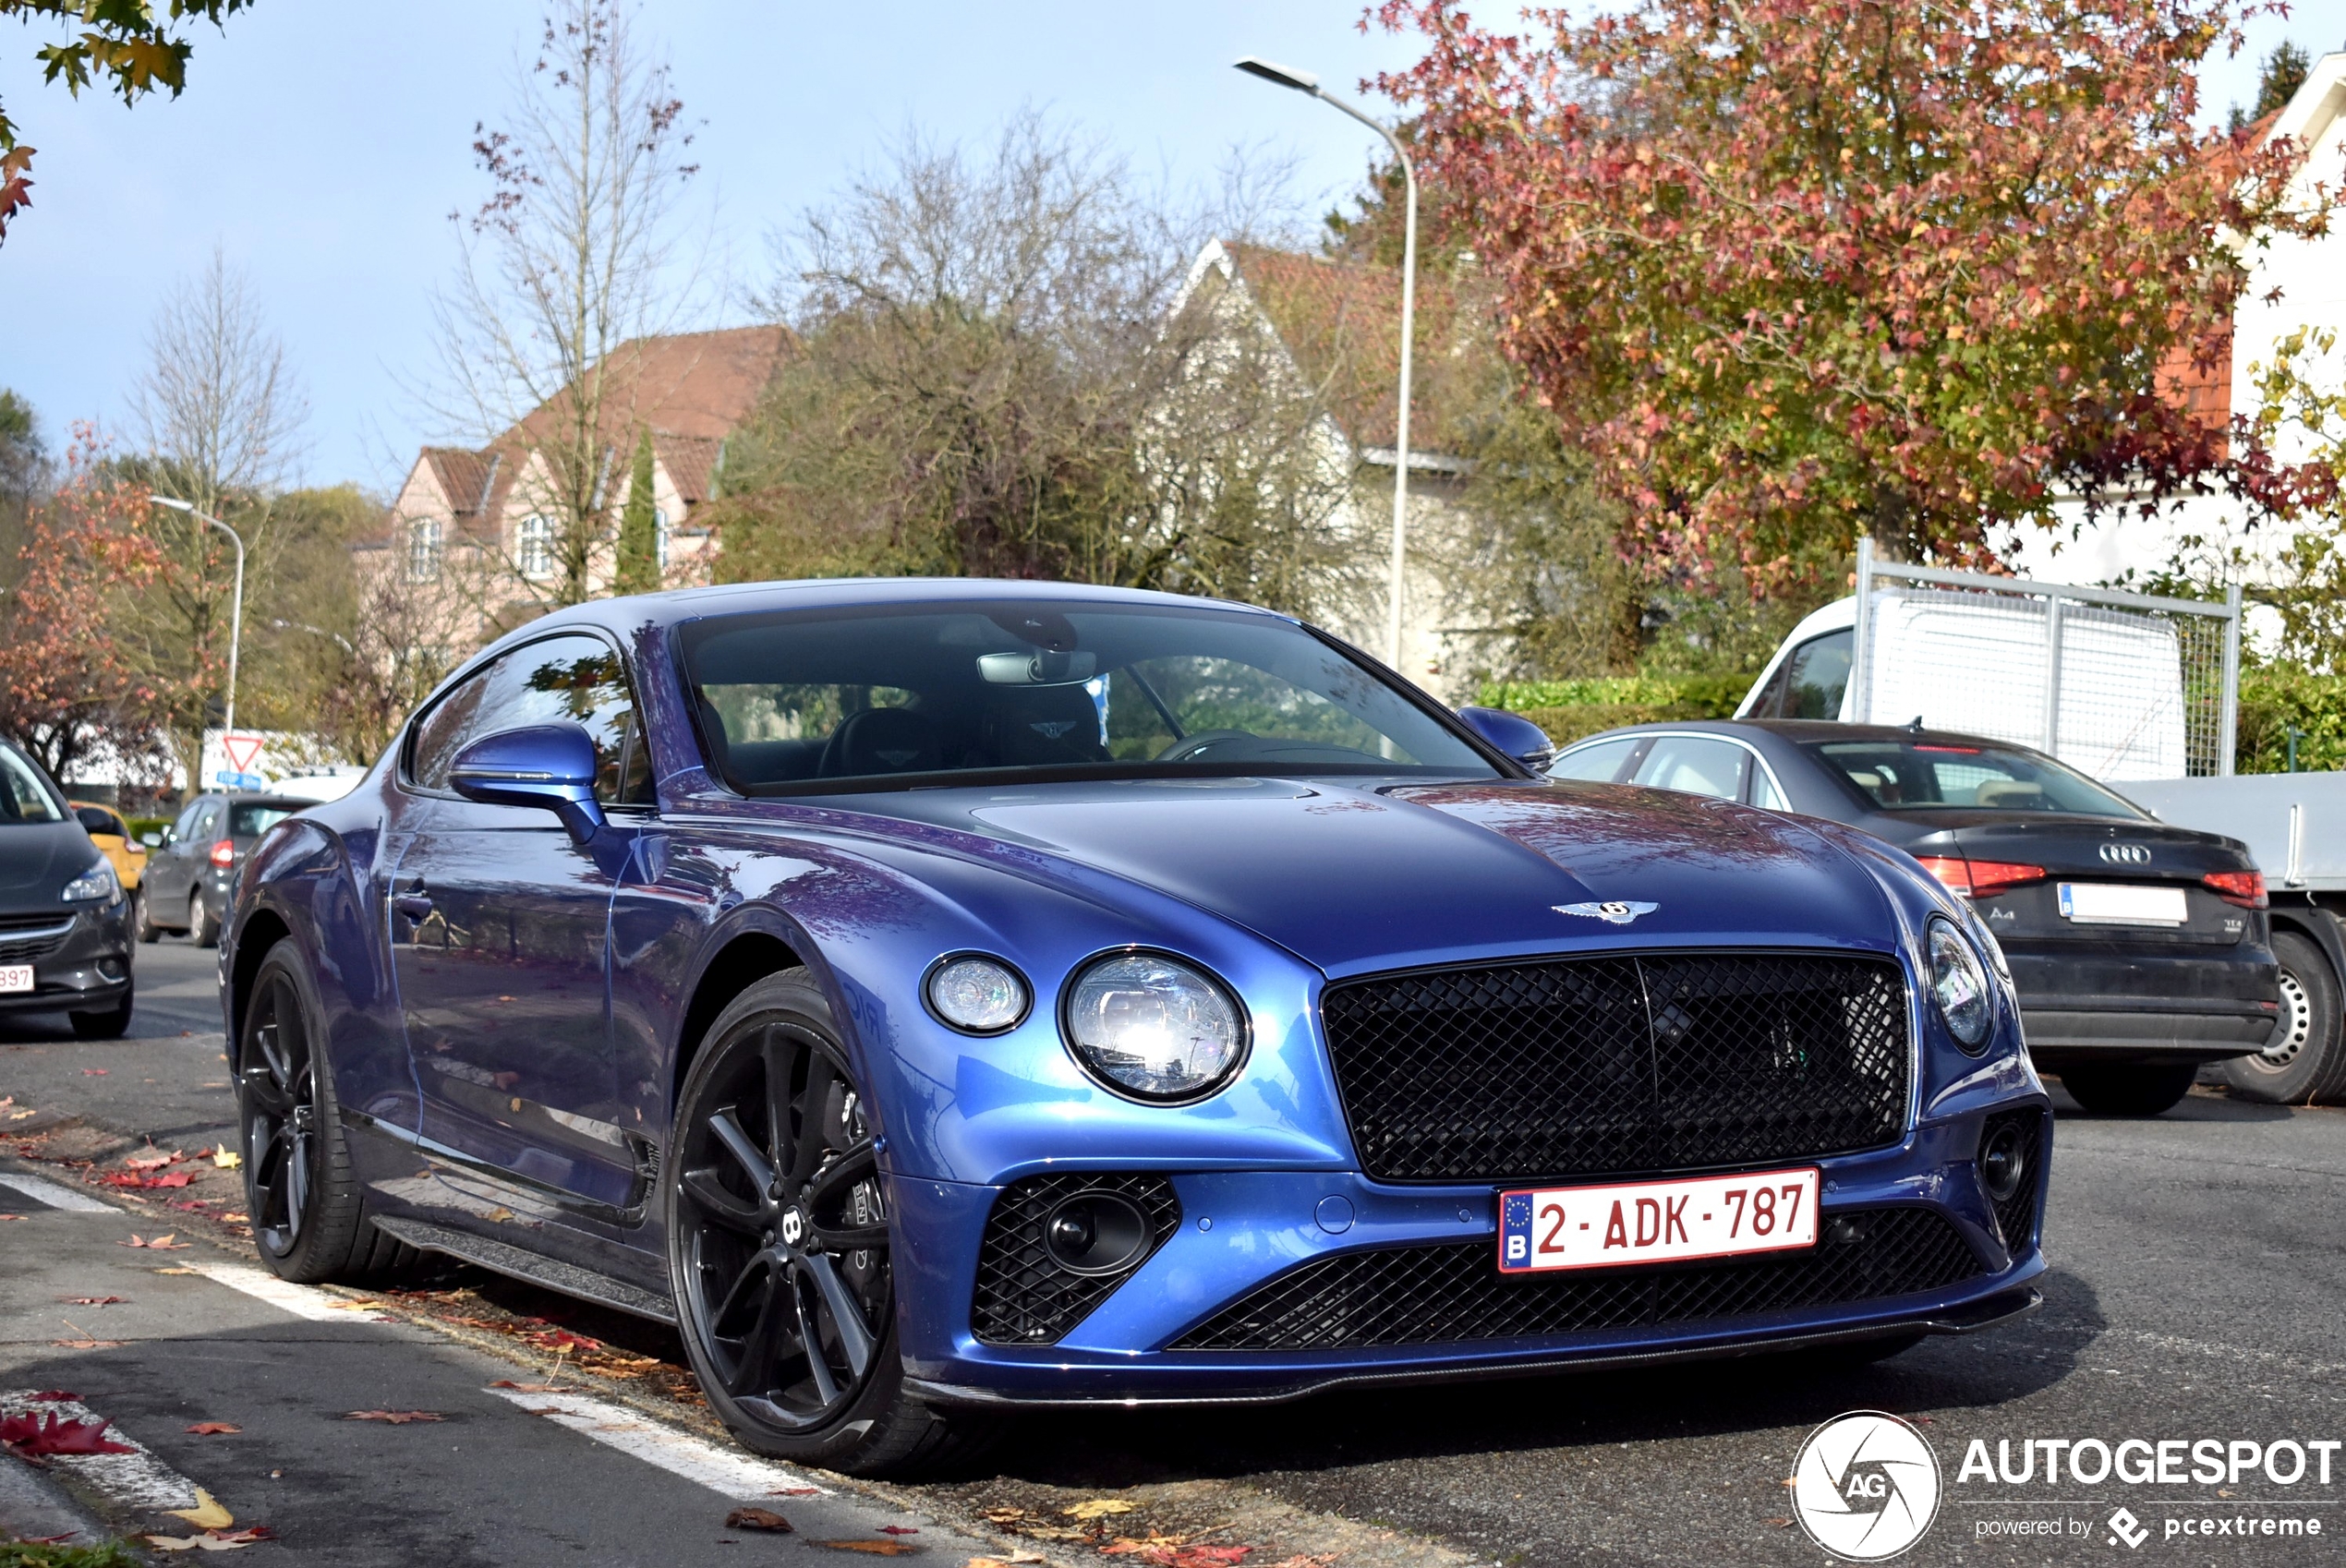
<box><xmin>861</xmin><ymin>778</ymin><xmax>1898</xmax><ymax>976</ymax></box>
<box><xmin>0</xmin><ymin>822</ymin><xmax>98</xmax><ymax>914</ymax></box>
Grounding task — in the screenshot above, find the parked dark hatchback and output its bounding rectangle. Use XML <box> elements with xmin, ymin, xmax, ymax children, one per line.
<box><xmin>1552</xmin><ymin>719</ymin><xmax>2278</xmax><ymax>1116</ymax></box>
<box><xmin>137</xmin><ymin>791</ymin><xmax>308</xmax><ymax>948</ymax></box>
<box><xmin>0</xmin><ymin>738</ymin><xmax>134</xmax><ymax>1037</ymax></box>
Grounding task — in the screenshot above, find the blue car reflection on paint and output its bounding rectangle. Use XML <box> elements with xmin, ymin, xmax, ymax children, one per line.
<box><xmin>221</xmin><ymin>579</ymin><xmax>2049</xmax><ymax>1475</ymax></box>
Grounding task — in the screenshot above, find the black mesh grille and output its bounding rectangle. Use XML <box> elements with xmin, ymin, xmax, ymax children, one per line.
<box><xmin>1322</xmin><ymin>951</ymin><xmax>1910</xmax><ymax>1182</ymax></box>
<box><xmin>1170</xmin><ymin>1206</ymin><xmax>1981</xmax><ymax>1352</ymax></box>
<box><xmin>1981</xmin><ymin>1106</ymin><xmax>2046</xmax><ymax>1255</ymax></box>
<box><xmin>971</xmin><ymin>1175</ymin><xmax>1181</xmax><ymax>1345</ymax></box>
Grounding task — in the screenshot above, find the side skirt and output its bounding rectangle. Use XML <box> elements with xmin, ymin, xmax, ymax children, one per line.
<box><xmin>370</xmin><ymin>1214</ymin><xmax>678</xmax><ymax>1326</ymax></box>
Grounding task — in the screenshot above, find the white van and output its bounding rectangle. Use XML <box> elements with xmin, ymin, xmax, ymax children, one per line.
<box><xmin>1736</xmin><ymin>589</ymin><xmax>2192</xmax><ymax>781</ymax></box>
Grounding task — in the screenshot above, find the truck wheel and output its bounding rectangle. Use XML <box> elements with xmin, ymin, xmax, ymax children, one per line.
<box><xmin>2213</xmin><ymin>930</ymin><xmax>2346</xmax><ymax>1105</ymax></box>
<box><xmin>2056</xmin><ymin>1062</ymin><xmax>2197</xmax><ymax>1116</ymax></box>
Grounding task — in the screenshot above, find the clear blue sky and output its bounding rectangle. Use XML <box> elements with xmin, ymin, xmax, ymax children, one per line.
<box><xmin>0</xmin><ymin>2</ymin><xmax>2320</xmax><ymax>494</ymax></box>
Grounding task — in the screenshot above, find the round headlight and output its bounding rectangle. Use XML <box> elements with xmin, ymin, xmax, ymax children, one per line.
<box><xmin>1063</xmin><ymin>952</ymin><xmax>1246</xmax><ymax>1101</ymax></box>
<box><xmin>925</xmin><ymin>955</ymin><xmax>1029</xmax><ymax>1034</ymax></box>
<box><xmin>1928</xmin><ymin>916</ymin><xmax>1993</xmax><ymax>1051</ymax></box>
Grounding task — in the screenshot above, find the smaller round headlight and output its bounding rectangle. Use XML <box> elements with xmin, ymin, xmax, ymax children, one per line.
<box><xmin>1063</xmin><ymin>952</ymin><xmax>1246</xmax><ymax>1101</ymax></box>
<box><xmin>1928</xmin><ymin>916</ymin><xmax>1993</xmax><ymax>1050</ymax></box>
<box><xmin>925</xmin><ymin>955</ymin><xmax>1029</xmax><ymax>1034</ymax></box>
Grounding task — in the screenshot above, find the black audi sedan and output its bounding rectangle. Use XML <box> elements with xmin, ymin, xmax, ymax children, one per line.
<box><xmin>0</xmin><ymin>738</ymin><xmax>134</xmax><ymax>1037</ymax></box>
<box><xmin>1550</xmin><ymin>719</ymin><xmax>2277</xmax><ymax>1116</ymax></box>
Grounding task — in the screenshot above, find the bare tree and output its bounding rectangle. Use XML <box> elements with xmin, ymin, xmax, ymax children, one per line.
<box><xmin>714</xmin><ymin>113</ymin><xmax>1367</xmax><ymax>621</ymax></box>
<box><xmin>425</xmin><ymin>0</ymin><xmax>701</xmax><ymax>610</ymax></box>
<box><xmin>123</xmin><ymin>247</ymin><xmax>308</xmax><ymax>783</ymax></box>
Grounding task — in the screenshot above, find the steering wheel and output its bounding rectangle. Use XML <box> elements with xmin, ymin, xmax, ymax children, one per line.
<box><xmin>1155</xmin><ymin>730</ymin><xmax>1256</xmax><ymax>763</ymax></box>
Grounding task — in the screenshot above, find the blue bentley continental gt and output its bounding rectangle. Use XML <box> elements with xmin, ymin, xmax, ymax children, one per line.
<box><xmin>221</xmin><ymin>580</ymin><xmax>2050</xmax><ymax>1474</ymax></box>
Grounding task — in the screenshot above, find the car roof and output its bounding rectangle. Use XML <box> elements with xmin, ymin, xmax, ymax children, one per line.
<box><xmin>1558</xmin><ymin>717</ymin><xmax>2051</xmax><ymax>756</ymax></box>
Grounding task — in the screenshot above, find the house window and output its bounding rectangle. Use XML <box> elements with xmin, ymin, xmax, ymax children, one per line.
<box><xmin>518</xmin><ymin>514</ymin><xmax>554</xmax><ymax>580</ymax></box>
<box><xmin>407</xmin><ymin>518</ymin><xmax>443</xmax><ymax>583</ymax></box>
<box><xmin>655</xmin><ymin>507</ymin><xmax>671</xmax><ymax>569</ymax></box>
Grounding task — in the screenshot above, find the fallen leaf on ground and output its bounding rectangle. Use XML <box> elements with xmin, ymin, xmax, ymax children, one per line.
<box><xmin>125</xmin><ymin>1150</ymin><xmax>181</xmax><ymax>1170</ymax></box>
<box><xmin>154</xmin><ymin>1266</ymin><xmax>200</xmax><ymax>1275</ymax></box>
<box><xmin>484</xmin><ymin>1206</ymin><xmax>514</xmax><ymax>1222</ymax></box>
<box><xmin>813</xmin><ymin>1542</ymin><xmax>921</xmax><ymax>1556</ymax></box>
<box><xmin>0</xmin><ymin>1212</ymin><xmax>22</xmax><ymax>1220</ymax></box>
<box><xmin>52</xmin><ymin>1333</ymin><xmax>126</xmax><ymax>1349</ymax></box>
<box><xmin>163</xmin><ymin>1489</ymin><xmax>236</xmax><ymax>1530</ymax></box>
<box><xmin>1260</xmin><ymin>1557</ymin><xmax>1337</xmax><ymax>1568</ymax></box>
<box><xmin>81</xmin><ymin>1067</ymin><xmax>107</xmax><ymax>1076</ymax></box>
<box><xmin>724</xmin><ymin>1507</ymin><xmax>792</xmax><ymax>1533</ymax></box>
<box><xmin>59</xmin><ymin>1295</ymin><xmax>126</xmax><ymax>1307</ymax></box>
<box><xmin>220</xmin><ymin>1212</ymin><xmax>248</xmax><ymax>1223</ymax></box>
<box><xmin>28</xmin><ymin>1391</ymin><xmax>78</xmax><ymax>1402</ymax></box>
<box><xmin>212</xmin><ymin>1147</ymin><xmax>241</xmax><ymax>1169</ymax></box>
<box><xmin>1064</xmin><ymin>1501</ymin><xmax>1138</xmax><ymax>1521</ymax></box>
<box><xmin>0</xmin><ymin>1410</ymin><xmax>136</xmax><ymax>1456</ymax></box>
<box><xmin>119</xmin><ymin>1233</ymin><xmax>188</xmax><ymax>1249</ymax></box>
<box><xmin>146</xmin><ymin>1526</ymin><xmax>272</xmax><ymax>1553</ymax></box>
<box><xmin>528</xmin><ymin>1328</ymin><xmax>604</xmax><ymax>1353</ymax></box>
<box><xmin>187</xmin><ymin>1422</ymin><xmax>242</xmax><ymax>1435</ymax></box>
<box><xmin>489</xmin><ymin>1380</ymin><xmax>566</xmax><ymax>1393</ymax></box>
<box><xmin>344</xmin><ymin>1410</ymin><xmax>444</xmax><ymax>1424</ymax></box>
<box><xmin>878</xmin><ymin>1526</ymin><xmax>919</xmax><ymax>1536</ymax></box>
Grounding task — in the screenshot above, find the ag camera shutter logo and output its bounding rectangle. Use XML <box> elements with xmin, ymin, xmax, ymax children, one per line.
<box><xmin>1791</xmin><ymin>1411</ymin><xmax>1942</xmax><ymax>1561</ymax></box>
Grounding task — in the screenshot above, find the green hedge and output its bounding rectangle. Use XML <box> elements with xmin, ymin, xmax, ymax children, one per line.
<box><xmin>1480</xmin><ymin>675</ymin><xmax>1760</xmax><ymax>747</ymax></box>
<box><xmin>2239</xmin><ymin>669</ymin><xmax>2346</xmax><ymax>774</ymax></box>
<box><xmin>1485</xmin><ymin>669</ymin><xmax>2346</xmax><ymax>775</ymax></box>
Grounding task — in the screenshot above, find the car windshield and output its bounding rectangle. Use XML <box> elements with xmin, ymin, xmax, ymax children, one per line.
<box><xmin>230</xmin><ymin>802</ymin><xmax>298</xmax><ymax>838</ymax></box>
<box><xmin>679</xmin><ymin>599</ymin><xmax>1497</xmax><ymax>792</ymax></box>
<box><xmin>1810</xmin><ymin>738</ymin><xmax>2143</xmax><ymax>817</ymax></box>
<box><xmin>0</xmin><ymin>748</ymin><xmax>66</xmax><ymax>824</ymax></box>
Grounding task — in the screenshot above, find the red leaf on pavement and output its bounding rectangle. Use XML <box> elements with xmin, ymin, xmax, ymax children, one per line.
<box><xmin>118</xmin><ymin>1233</ymin><xmax>188</xmax><ymax>1248</ymax></box>
<box><xmin>0</xmin><ymin>1212</ymin><xmax>22</xmax><ymax>1220</ymax></box>
<box><xmin>125</xmin><ymin>1150</ymin><xmax>180</xmax><ymax>1170</ymax></box>
<box><xmin>58</xmin><ymin>1296</ymin><xmax>126</xmax><ymax>1306</ymax></box>
<box><xmin>344</xmin><ymin>1410</ymin><xmax>445</xmax><ymax>1424</ymax></box>
<box><xmin>144</xmin><ymin>1171</ymin><xmax>197</xmax><ymax>1188</ymax></box>
<box><xmin>187</xmin><ymin>1422</ymin><xmax>242</xmax><ymax>1435</ymax></box>
<box><xmin>878</xmin><ymin>1526</ymin><xmax>919</xmax><ymax>1536</ymax></box>
<box><xmin>812</xmin><ymin>1542</ymin><xmax>921</xmax><ymax>1556</ymax></box>
<box><xmin>528</xmin><ymin>1328</ymin><xmax>604</xmax><ymax>1353</ymax></box>
<box><xmin>0</xmin><ymin>1411</ymin><xmax>137</xmax><ymax>1455</ymax></box>
<box><xmin>81</xmin><ymin>1067</ymin><xmax>107</xmax><ymax>1076</ymax></box>
<box><xmin>29</xmin><ymin>1391</ymin><xmax>78</xmax><ymax>1402</ymax></box>
<box><xmin>725</xmin><ymin>1507</ymin><xmax>793</xmax><ymax>1533</ymax></box>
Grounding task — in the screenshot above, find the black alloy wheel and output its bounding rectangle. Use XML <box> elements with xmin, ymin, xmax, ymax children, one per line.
<box><xmin>668</xmin><ymin>971</ymin><xmax>988</xmax><ymax>1476</ymax></box>
<box><xmin>242</xmin><ymin>959</ymin><xmax>325</xmax><ymax>1258</ymax></box>
<box><xmin>236</xmin><ymin>945</ymin><xmax>424</xmax><ymax>1283</ymax></box>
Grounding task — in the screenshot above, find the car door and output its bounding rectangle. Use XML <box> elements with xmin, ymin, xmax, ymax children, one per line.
<box><xmin>387</xmin><ymin>632</ymin><xmax>657</xmax><ymax>1210</ymax></box>
<box><xmin>149</xmin><ymin>798</ymin><xmax>214</xmax><ymax>917</ymax></box>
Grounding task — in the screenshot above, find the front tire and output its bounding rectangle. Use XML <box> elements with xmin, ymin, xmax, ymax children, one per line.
<box><xmin>70</xmin><ymin>984</ymin><xmax>134</xmax><ymax>1040</ymax></box>
<box><xmin>2212</xmin><ymin>930</ymin><xmax>2346</xmax><ymax>1105</ymax></box>
<box><xmin>134</xmin><ymin>887</ymin><xmax>163</xmax><ymax>944</ymax></box>
<box><xmin>2057</xmin><ymin>1061</ymin><xmax>2197</xmax><ymax>1116</ymax></box>
<box><xmin>238</xmin><ymin>943</ymin><xmax>421</xmax><ymax>1284</ymax></box>
<box><xmin>667</xmin><ymin>971</ymin><xmax>991</xmax><ymax>1477</ymax></box>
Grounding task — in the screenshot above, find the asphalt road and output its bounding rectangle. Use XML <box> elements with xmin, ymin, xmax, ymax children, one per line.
<box><xmin>6</xmin><ymin>935</ymin><xmax>2343</xmax><ymax>1567</ymax></box>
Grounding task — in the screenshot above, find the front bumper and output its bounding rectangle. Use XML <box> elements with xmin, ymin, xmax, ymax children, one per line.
<box><xmin>889</xmin><ymin>1101</ymin><xmax>2051</xmax><ymax>1405</ymax></box>
<box><xmin>0</xmin><ymin>901</ymin><xmax>133</xmax><ymax>1015</ymax></box>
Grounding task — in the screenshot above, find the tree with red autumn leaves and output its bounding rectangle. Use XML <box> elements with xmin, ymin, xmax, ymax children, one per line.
<box><xmin>1371</xmin><ymin>0</ymin><xmax>2338</xmax><ymax>593</ymax></box>
<box><xmin>0</xmin><ymin>429</ymin><xmax>183</xmax><ymax>785</ymax></box>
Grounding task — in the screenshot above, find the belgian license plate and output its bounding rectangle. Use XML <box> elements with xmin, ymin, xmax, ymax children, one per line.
<box><xmin>2058</xmin><ymin>882</ymin><xmax>2188</xmax><ymax>926</ymax></box>
<box><xmin>0</xmin><ymin>964</ymin><xmax>31</xmax><ymax>995</ymax></box>
<box><xmin>1498</xmin><ymin>1166</ymin><xmax>1820</xmax><ymax>1273</ymax></box>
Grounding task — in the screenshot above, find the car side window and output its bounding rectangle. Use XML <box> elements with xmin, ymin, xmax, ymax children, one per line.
<box><xmin>408</xmin><ymin>633</ymin><xmax>652</xmax><ymax>806</ymax></box>
<box><xmin>169</xmin><ymin>800</ymin><xmax>206</xmax><ymax>844</ymax></box>
<box><xmin>1631</xmin><ymin>736</ymin><xmax>1749</xmax><ymax>801</ymax></box>
<box><xmin>1745</xmin><ymin>659</ymin><xmax>1792</xmax><ymax>718</ymax></box>
<box><xmin>1780</xmin><ymin>631</ymin><xmax>1854</xmax><ymax>720</ymax></box>
<box><xmin>1550</xmin><ymin>736</ymin><xmax>1641</xmax><ymax>783</ymax></box>
<box><xmin>1748</xmin><ymin>766</ymin><xmax>1788</xmax><ymax>811</ymax></box>
<box><xmin>189</xmin><ymin>802</ymin><xmax>223</xmax><ymax>845</ymax></box>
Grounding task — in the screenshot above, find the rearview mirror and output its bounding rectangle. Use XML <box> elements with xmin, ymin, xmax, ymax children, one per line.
<box><xmin>1457</xmin><ymin>706</ymin><xmax>1557</xmax><ymax>772</ymax></box>
<box><xmin>449</xmin><ymin>722</ymin><xmax>605</xmax><ymax>843</ymax></box>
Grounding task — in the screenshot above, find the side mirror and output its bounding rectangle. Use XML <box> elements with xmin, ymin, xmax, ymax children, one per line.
<box><xmin>1457</xmin><ymin>706</ymin><xmax>1557</xmax><ymax>772</ymax></box>
<box><xmin>147</xmin><ymin>830</ymin><xmax>170</xmax><ymax>848</ymax></box>
<box><xmin>449</xmin><ymin>722</ymin><xmax>605</xmax><ymax>843</ymax></box>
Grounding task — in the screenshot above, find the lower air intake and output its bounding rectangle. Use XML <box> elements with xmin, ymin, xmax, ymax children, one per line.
<box><xmin>1170</xmin><ymin>1206</ymin><xmax>1981</xmax><ymax>1352</ymax></box>
<box><xmin>971</xmin><ymin>1174</ymin><xmax>1181</xmax><ymax>1345</ymax></box>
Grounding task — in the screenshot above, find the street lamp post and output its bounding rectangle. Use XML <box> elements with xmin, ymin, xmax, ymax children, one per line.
<box><xmin>1236</xmin><ymin>55</ymin><xmax>1418</xmax><ymax>673</ymax></box>
<box><xmin>148</xmin><ymin>495</ymin><xmax>247</xmax><ymax>767</ymax></box>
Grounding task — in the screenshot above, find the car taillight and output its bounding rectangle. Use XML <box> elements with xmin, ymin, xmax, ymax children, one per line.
<box><xmin>209</xmin><ymin>838</ymin><xmax>236</xmax><ymax>869</ymax></box>
<box><xmin>2203</xmin><ymin>869</ymin><xmax>2267</xmax><ymax>909</ymax></box>
<box><xmin>1914</xmin><ymin>855</ymin><xmax>2047</xmax><ymax>898</ymax></box>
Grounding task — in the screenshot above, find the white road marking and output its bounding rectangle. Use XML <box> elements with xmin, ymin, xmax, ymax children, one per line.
<box><xmin>0</xmin><ymin>1174</ymin><xmax>118</xmax><ymax>1212</ymax></box>
<box><xmin>0</xmin><ymin>1391</ymin><xmax>200</xmax><ymax>1512</ymax></box>
<box><xmin>484</xmin><ymin>1386</ymin><xmax>834</xmax><ymax>1499</ymax></box>
<box><xmin>184</xmin><ymin>1260</ymin><xmax>397</xmax><ymax>1323</ymax></box>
